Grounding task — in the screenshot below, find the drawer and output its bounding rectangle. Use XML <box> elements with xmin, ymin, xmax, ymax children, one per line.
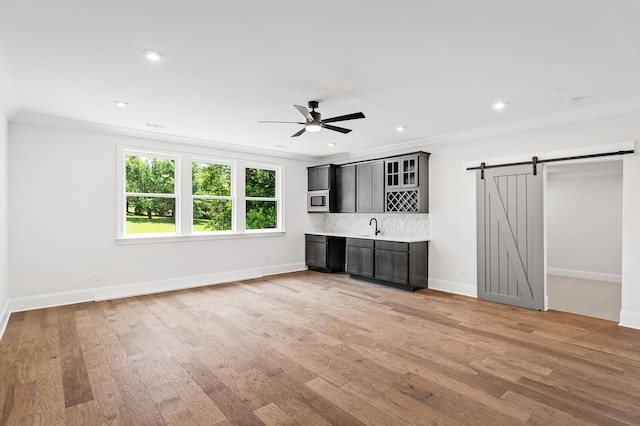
<box><xmin>305</xmin><ymin>234</ymin><xmax>327</xmax><ymax>243</ymax></box>
<box><xmin>375</xmin><ymin>240</ymin><xmax>409</xmax><ymax>252</ymax></box>
<box><xmin>346</xmin><ymin>238</ymin><xmax>375</xmax><ymax>248</ymax></box>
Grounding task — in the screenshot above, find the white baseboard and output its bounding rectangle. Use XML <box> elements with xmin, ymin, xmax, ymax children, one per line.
<box><xmin>619</xmin><ymin>310</ymin><xmax>640</xmax><ymax>330</ymax></box>
<box><xmin>7</xmin><ymin>262</ymin><xmax>308</xmax><ymax>313</ymax></box>
<box><xmin>0</xmin><ymin>299</ymin><xmax>10</xmax><ymax>342</ymax></box>
<box><xmin>9</xmin><ymin>289</ymin><xmax>95</xmax><ymax>313</ymax></box>
<box><xmin>547</xmin><ymin>267</ymin><xmax>622</xmax><ymax>283</ymax></box>
<box><xmin>428</xmin><ymin>278</ymin><xmax>477</xmax><ymax>298</ymax></box>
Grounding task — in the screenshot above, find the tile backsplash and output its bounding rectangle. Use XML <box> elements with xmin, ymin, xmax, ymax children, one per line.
<box><xmin>318</xmin><ymin>213</ymin><xmax>429</xmax><ymax>239</ymax></box>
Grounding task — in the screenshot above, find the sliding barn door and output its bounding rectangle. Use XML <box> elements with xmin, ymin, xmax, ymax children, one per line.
<box><xmin>477</xmin><ymin>164</ymin><xmax>544</xmax><ymax>310</ymax></box>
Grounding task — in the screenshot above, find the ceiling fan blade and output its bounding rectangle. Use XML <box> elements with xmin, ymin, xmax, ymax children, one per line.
<box><xmin>294</xmin><ymin>105</ymin><xmax>313</xmax><ymax>122</ymax></box>
<box><xmin>324</xmin><ymin>124</ymin><xmax>352</xmax><ymax>134</ymax></box>
<box><xmin>258</xmin><ymin>120</ymin><xmax>305</xmax><ymax>124</ymax></box>
<box><xmin>322</xmin><ymin>112</ymin><xmax>365</xmax><ymax>124</ymax></box>
<box><xmin>291</xmin><ymin>128</ymin><xmax>306</xmax><ymax>137</ymax></box>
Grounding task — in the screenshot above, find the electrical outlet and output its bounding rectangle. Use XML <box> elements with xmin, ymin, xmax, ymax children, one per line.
<box><xmin>458</xmin><ymin>268</ymin><xmax>465</xmax><ymax>278</ymax></box>
<box><xmin>92</xmin><ymin>272</ymin><xmax>100</xmax><ymax>282</ymax></box>
<box><xmin>582</xmin><ymin>260</ymin><xmax>589</xmax><ymax>269</ymax></box>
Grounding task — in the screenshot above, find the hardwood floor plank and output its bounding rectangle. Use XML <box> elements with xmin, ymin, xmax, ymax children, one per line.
<box><xmin>58</xmin><ymin>306</ymin><xmax>93</xmax><ymax>409</ymax></box>
<box><xmin>85</xmin><ymin>366</ymin><xmax>132</xmax><ymax>426</ymax></box>
<box><xmin>253</xmin><ymin>402</ymin><xmax>294</xmax><ymax>426</ymax></box>
<box><xmin>155</xmin><ymin>357</ymin><xmax>227</xmax><ymax>425</ymax></box>
<box><xmin>131</xmin><ymin>357</ymin><xmax>200</xmax><ymax>425</ymax></box>
<box><xmin>1</xmin><ymin>270</ymin><xmax>640</xmax><ymax>425</ymax></box>
<box><xmin>112</xmin><ymin>362</ymin><xmax>165</xmax><ymax>425</ymax></box>
<box><xmin>64</xmin><ymin>400</ymin><xmax>99</xmax><ymax>426</ymax></box>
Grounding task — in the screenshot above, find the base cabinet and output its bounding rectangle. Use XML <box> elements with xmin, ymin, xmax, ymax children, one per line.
<box><xmin>346</xmin><ymin>238</ymin><xmax>428</xmax><ymax>291</ymax></box>
<box><xmin>375</xmin><ymin>249</ymin><xmax>409</xmax><ymax>285</ymax></box>
<box><xmin>305</xmin><ymin>234</ymin><xmax>346</xmax><ymax>273</ymax></box>
<box><xmin>345</xmin><ymin>239</ymin><xmax>374</xmax><ymax>278</ymax></box>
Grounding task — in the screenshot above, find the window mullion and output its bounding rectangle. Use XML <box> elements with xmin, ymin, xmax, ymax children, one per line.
<box><xmin>236</xmin><ymin>161</ymin><xmax>246</xmax><ymax>233</ymax></box>
<box><xmin>179</xmin><ymin>155</ymin><xmax>192</xmax><ymax>236</ymax></box>
<box><xmin>125</xmin><ymin>192</ymin><xmax>176</xmax><ymax>198</ymax></box>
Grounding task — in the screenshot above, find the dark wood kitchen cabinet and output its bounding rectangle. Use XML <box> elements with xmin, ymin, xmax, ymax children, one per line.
<box><xmin>385</xmin><ymin>152</ymin><xmax>429</xmax><ymax>212</ymax></box>
<box><xmin>305</xmin><ymin>234</ymin><xmax>346</xmax><ymax>273</ymax></box>
<box><xmin>345</xmin><ymin>238</ymin><xmax>374</xmax><ymax>278</ymax></box>
<box><xmin>336</xmin><ymin>165</ymin><xmax>356</xmax><ymax>213</ymax></box>
<box><xmin>307</xmin><ymin>164</ymin><xmax>336</xmax><ymax>191</ymax></box>
<box><xmin>356</xmin><ymin>161</ymin><xmax>384</xmax><ymax>213</ymax></box>
<box><xmin>346</xmin><ymin>238</ymin><xmax>428</xmax><ymax>291</ymax></box>
<box><xmin>374</xmin><ymin>241</ymin><xmax>410</xmax><ymax>285</ymax></box>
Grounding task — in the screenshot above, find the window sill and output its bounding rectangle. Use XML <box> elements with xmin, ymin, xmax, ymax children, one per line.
<box><xmin>116</xmin><ymin>230</ymin><xmax>285</xmax><ymax>245</ymax></box>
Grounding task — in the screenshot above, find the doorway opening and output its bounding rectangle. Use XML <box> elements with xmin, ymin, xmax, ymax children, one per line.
<box><xmin>545</xmin><ymin>160</ymin><xmax>623</xmax><ymax>322</ymax></box>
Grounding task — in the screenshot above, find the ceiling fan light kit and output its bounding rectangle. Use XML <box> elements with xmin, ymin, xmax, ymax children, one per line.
<box><xmin>259</xmin><ymin>100</ymin><xmax>365</xmax><ymax>137</ymax></box>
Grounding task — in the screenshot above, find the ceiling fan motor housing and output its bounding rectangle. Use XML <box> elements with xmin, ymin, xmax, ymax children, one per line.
<box><xmin>309</xmin><ymin>110</ymin><xmax>321</xmax><ymax>122</ymax></box>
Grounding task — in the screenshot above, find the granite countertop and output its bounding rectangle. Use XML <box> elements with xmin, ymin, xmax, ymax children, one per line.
<box><xmin>306</xmin><ymin>231</ymin><xmax>429</xmax><ymax>243</ymax></box>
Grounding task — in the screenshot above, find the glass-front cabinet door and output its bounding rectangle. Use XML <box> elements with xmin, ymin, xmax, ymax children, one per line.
<box><xmin>387</xmin><ymin>161</ymin><xmax>400</xmax><ymax>187</ymax></box>
<box><xmin>386</xmin><ymin>156</ymin><xmax>418</xmax><ymax>189</ymax></box>
<box><xmin>402</xmin><ymin>157</ymin><xmax>416</xmax><ymax>186</ymax></box>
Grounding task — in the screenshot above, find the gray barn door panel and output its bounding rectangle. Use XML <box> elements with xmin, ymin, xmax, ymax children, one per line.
<box><xmin>477</xmin><ymin>165</ymin><xmax>544</xmax><ymax>310</ymax></box>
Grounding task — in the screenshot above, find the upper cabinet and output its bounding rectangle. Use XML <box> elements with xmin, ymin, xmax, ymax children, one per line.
<box><xmin>308</xmin><ymin>151</ymin><xmax>429</xmax><ymax>214</ymax></box>
<box><xmin>356</xmin><ymin>161</ymin><xmax>384</xmax><ymax>213</ymax></box>
<box><xmin>336</xmin><ymin>165</ymin><xmax>356</xmax><ymax>213</ymax></box>
<box><xmin>385</xmin><ymin>153</ymin><xmax>429</xmax><ymax>213</ymax></box>
<box><xmin>386</xmin><ymin>156</ymin><xmax>417</xmax><ymax>188</ymax></box>
<box><xmin>307</xmin><ymin>164</ymin><xmax>336</xmax><ymax>191</ymax></box>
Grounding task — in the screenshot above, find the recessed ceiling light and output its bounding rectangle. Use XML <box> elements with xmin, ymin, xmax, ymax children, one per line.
<box><xmin>145</xmin><ymin>123</ymin><xmax>167</xmax><ymax>129</ymax></box>
<box><xmin>274</xmin><ymin>144</ymin><xmax>288</xmax><ymax>148</ymax></box>
<box><xmin>396</xmin><ymin>126</ymin><xmax>406</xmax><ymax>132</ymax></box>
<box><xmin>142</xmin><ymin>49</ymin><xmax>164</xmax><ymax>61</ymax></box>
<box><xmin>328</xmin><ymin>143</ymin><xmax>336</xmax><ymax>147</ymax></box>
<box><xmin>113</xmin><ymin>100</ymin><xmax>128</xmax><ymax>108</ymax></box>
<box><xmin>493</xmin><ymin>101</ymin><xmax>507</xmax><ymax>110</ymax></box>
<box><xmin>565</xmin><ymin>97</ymin><xmax>582</xmax><ymax>105</ymax></box>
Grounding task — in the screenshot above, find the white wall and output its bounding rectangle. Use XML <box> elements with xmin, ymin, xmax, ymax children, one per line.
<box><xmin>546</xmin><ymin>171</ymin><xmax>622</xmax><ymax>281</ymax></box>
<box><xmin>8</xmin><ymin>122</ymin><xmax>314</xmax><ymax>308</ymax></box>
<box><xmin>0</xmin><ymin>107</ymin><xmax>9</xmax><ymax>335</ymax></box>
<box><xmin>417</xmin><ymin>111</ymin><xmax>640</xmax><ymax>329</ymax></box>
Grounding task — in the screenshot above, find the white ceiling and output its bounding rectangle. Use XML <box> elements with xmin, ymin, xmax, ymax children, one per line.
<box><xmin>1</xmin><ymin>1</ymin><xmax>639</xmax><ymax>158</ymax></box>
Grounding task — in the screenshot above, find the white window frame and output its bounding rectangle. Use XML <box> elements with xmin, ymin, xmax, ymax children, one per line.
<box><xmin>244</xmin><ymin>163</ymin><xmax>283</xmax><ymax>232</ymax></box>
<box><xmin>191</xmin><ymin>158</ymin><xmax>236</xmax><ymax>234</ymax></box>
<box><xmin>119</xmin><ymin>149</ymin><xmax>180</xmax><ymax>238</ymax></box>
<box><xmin>117</xmin><ymin>145</ymin><xmax>285</xmax><ymax>244</ymax></box>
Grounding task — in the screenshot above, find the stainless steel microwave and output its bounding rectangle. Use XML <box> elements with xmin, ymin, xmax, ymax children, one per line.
<box><xmin>308</xmin><ymin>190</ymin><xmax>330</xmax><ymax>212</ymax></box>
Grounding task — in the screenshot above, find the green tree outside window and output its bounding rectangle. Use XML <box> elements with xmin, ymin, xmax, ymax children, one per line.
<box><xmin>125</xmin><ymin>155</ymin><xmax>176</xmax><ymax>234</ymax></box>
<box><xmin>192</xmin><ymin>162</ymin><xmax>232</xmax><ymax>232</ymax></box>
<box><xmin>246</xmin><ymin>167</ymin><xmax>277</xmax><ymax>230</ymax></box>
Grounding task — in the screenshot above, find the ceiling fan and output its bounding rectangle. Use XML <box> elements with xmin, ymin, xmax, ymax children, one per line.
<box><xmin>259</xmin><ymin>100</ymin><xmax>365</xmax><ymax>137</ymax></box>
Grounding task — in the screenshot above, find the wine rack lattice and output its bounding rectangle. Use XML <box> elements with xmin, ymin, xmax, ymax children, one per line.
<box><xmin>386</xmin><ymin>190</ymin><xmax>418</xmax><ymax>212</ymax></box>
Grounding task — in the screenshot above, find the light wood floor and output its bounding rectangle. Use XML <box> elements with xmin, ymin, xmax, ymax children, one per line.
<box><xmin>1</xmin><ymin>271</ymin><xmax>640</xmax><ymax>425</ymax></box>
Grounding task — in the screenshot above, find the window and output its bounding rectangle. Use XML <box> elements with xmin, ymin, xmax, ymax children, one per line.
<box><xmin>192</xmin><ymin>161</ymin><xmax>233</xmax><ymax>232</ymax></box>
<box><xmin>118</xmin><ymin>147</ymin><xmax>283</xmax><ymax>241</ymax></box>
<box><xmin>124</xmin><ymin>154</ymin><xmax>177</xmax><ymax>235</ymax></box>
<box><xmin>245</xmin><ymin>167</ymin><xmax>278</xmax><ymax>230</ymax></box>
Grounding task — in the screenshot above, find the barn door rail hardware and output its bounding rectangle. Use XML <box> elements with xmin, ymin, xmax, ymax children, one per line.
<box><xmin>468</xmin><ymin>149</ymin><xmax>634</xmax><ymax>179</ymax></box>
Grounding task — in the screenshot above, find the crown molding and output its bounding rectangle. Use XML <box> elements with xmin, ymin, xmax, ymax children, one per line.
<box><xmin>10</xmin><ymin>112</ymin><xmax>316</xmax><ymax>163</ymax></box>
<box><xmin>8</xmin><ymin>96</ymin><xmax>640</xmax><ymax>165</ymax></box>
<box><xmin>320</xmin><ymin>97</ymin><xmax>640</xmax><ymax>164</ymax></box>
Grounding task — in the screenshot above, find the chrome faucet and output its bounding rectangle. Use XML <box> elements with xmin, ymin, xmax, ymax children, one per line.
<box><xmin>369</xmin><ymin>217</ymin><xmax>381</xmax><ymax>236</ymax></box>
